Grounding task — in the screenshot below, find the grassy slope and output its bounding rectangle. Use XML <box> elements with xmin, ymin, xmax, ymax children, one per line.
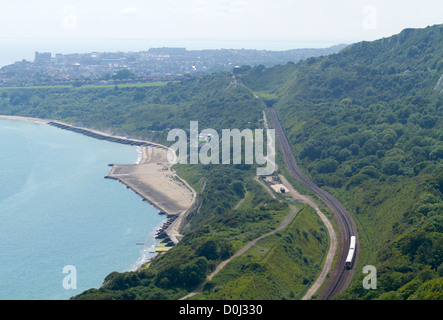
<box><xmin>193</xmin><ymin>205</ymin><xmax>328</xmax><ymax>300</ymax></box>
<box><xmin>2</xmin><ymin>25</ymin><xmax>442</xmax><ymax>300</ymax></box>
<box><xmin>238</xmin><ymin>24</ymin><xmax>443</xmax><ymax>300</ymax></box>
<box><xmin>0</xmin><ymin>70</ymin><xmax>330</xmax><ymax>300</ymax></box>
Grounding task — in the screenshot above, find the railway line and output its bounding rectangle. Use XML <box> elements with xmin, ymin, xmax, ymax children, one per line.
<box><xmin>267</xmin><ymin>107</ymin><xmax>359</xmax><ymax>300</ymax></box>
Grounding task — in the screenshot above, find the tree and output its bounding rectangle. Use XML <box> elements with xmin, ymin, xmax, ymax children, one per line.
<box><xmin>361</xmin><ymin>139</ymin><xmax>381</xmax><ymax>156</ymax></box>
<box><xmin>316</xmin><ymin>159</ymin><xmax>339</xmax><ymax>173</ymax></box>
<box><xmin>231</xmin><ymin>181</ymin><xmax>245</xmax><ymax>197</ymax></box>
<box><xmin>156</xmin><ymin>265</ymin><xmax>181</xmax><ymax>288</ymax></box>
<box><xmin>419</xmin><ymin>115</ymin><xmax>438</xmax><ymax>129</ymax></box>
<box><xmin>381</xmin><ymin>129</ymin><xmax>398</xmax><ymax>148</ymax></box>
<box><xmin>203</xmin><ymin>281</ymin><xmax>216</xmax><ymax>293</ymax></box>
<box><xmin>429</xmin><ymin>147</ymin><xmax>443</xmax><ymax>161</ymax></box>
<box><xmin>181</xmin><ymin>257</ymin><xmax>209</xmax><ymax>288</ymax></box>
<box><xmin>382</xmin><ymin>161</ymin><xmax>400</xmax><ymax>175</ymax></box>
<box><xmin>197</xmin><ymin>239</ymin><xmax>219</xmax><ymax>260</ymax></box>
<box><xmin>300</xmin><ymin>142</ymin><xmax>322</xmax><ymax>160</ymax></box>
<box><xmin>134</xmin><ymin>92</ymin><xmax>146</xmax><ymax>102</ymax></box>
<box><xmin>113</xmin><ymin>69</ymin><xmax>135</xmax><ymax>80</ymax></box>
<box><xmin>219</xmin><ymin>241</ymin><xmax>235</xmax><ymax>260</ymax></box>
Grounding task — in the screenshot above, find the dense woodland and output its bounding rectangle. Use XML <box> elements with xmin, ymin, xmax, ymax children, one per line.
<box><xmin>0</xmin><ymin>74</ymin><xmax>263</xmax><ymax>144</ymax></box>
<box><xmin>0</xmin><ymin>24</ymin><xmax>442</xmax><ymax>300</ymax></box>
<box><xmin>240</xmin><ymin>24</ymin><xmax>443</xmax><ymax>299</ymax></box>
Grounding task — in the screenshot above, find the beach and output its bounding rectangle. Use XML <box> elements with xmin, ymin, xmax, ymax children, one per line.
<box><xmin>106</xmin><ymin>145</ymin><xmax>196</xmax><ymax>245</ymax></box>
<box><xmin>0</xmin><ymin>115</ymin><xmax>197</xmax><ymax>263</ymax></box>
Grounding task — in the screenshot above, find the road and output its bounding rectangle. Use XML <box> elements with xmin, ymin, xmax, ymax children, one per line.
<box><xmin>276</xmin><ymin>174</ymin><xmax>338</xmax><ymax>300</ymax></box>
<box><xmin>267</xmin><ymin>107</ymin><xmax>359</xmax><ymax>300</ymax></box>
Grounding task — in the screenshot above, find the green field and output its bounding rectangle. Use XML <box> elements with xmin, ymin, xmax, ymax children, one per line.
<box><xmin>0</xmin><ymin>81</ymin><xmax>172</xmax><ymax>90</ymax></box>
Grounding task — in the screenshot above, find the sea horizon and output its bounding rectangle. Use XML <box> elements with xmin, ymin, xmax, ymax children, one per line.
<box><xmin>0</xmin><ymin>37</ymin><xmax>348</xmax><ymax>67</ymax></box>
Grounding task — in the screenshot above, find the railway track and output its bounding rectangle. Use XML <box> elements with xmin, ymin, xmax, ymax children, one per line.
<box><xmin>267</xmin><ymin>107</ymin><xmax>359</xmax><ymax>300</ymax></box>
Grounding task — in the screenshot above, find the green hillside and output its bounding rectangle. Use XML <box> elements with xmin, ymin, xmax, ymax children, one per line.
<box><xmin>0</xmin><ymin>73</ymin><xmax>263</xmax><ymax>144</ymax></box>
<box><xmin>0</xmin><ymin>24</ymin><xmax>442</xmax><ymax>300</ymax></box>
<box><xmin>239</xmin><ymin>24</ymin><xmax>443</xmax><ymax>300</ymax></box>
<box><xmin>1</xmin><ymin>66</ymin><xmax>328</xmax><ymax>300</ymax></box>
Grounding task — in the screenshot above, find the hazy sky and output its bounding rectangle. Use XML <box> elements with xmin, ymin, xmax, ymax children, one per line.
<box><xmin>1</xmin><ymin>0</ymin><xmax>443</xmax><ymax>44</ymax></box>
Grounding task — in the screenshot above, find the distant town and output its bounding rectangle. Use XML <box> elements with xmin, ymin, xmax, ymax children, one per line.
<box><xmin>0</xmin><ymin>45</ymin><xmax>346</xmax><ymax>87</ymax></box>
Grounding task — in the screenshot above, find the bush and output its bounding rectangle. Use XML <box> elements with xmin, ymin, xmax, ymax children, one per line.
<box><xmin>196</xmin><ymin>239</ymin><xmax>219</xmax><ymax>260</ymax></box>
<box><xmin>196</xmin><ymin>238</ymin><xmax>235</xmax><ymax>261</ymax></box>
<box><xmin>382</xmin><ymin>161</ymin><xmax>400</xmax><ymax>175</ymax></box>
<box><xmin>316</xmin><ymin>158</ymin><xmax>339</xmax><ymax>173</ymax></box>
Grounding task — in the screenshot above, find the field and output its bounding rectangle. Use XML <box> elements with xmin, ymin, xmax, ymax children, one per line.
<box><xmin>0</xmin><ymin>81</ymin><xmax>172</xmax><ymax>90</ymax></box>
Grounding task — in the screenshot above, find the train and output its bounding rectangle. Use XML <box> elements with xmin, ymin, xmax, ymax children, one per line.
<box><xmin>345</xmin><ymin>236</ymin><xmax>356</xmax><ymax>269</ymax></box>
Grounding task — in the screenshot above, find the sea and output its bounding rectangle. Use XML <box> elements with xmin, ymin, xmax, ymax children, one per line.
<box><xmin>0</xmin><ymin>37</ymin><xmax>342</xmax><ymax>300</ymax></box>
<box><xmin>0</xmin><ymin>118</ymin><xmax>166</xmax><ymax>300</ymax></box>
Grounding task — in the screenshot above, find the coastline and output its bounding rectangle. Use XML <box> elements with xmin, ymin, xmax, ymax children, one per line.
<box><xmin>0</xmin><ymin>115</ymin><xmax>197</xmax><ymax>271</ymax></box>
<box><xmin>0</xmin><ymin>115</ymin><xmax>52</xmax><ymax>124</ymax></box>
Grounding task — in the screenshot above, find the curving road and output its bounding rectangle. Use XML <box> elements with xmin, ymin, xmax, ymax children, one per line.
<box><xmin>267</xmin><ymin>107</ymin><xmax>359</xmax><ymax>300</ymax></box>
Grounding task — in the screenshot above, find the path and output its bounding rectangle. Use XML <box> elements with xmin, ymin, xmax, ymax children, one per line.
<box><xmin>180</xmin><ymin>201</ymin><xmax>297</xmax><ymax>300</ymax></box>
<box><xmin>277</xmin><ymin>175</ymin><xmax>337</xmax><ymax>300</ymax></box>
<box><xmin>233</xmin><ymin>191</ymin><xmax>249</xmax><ymax>210</ymax></box>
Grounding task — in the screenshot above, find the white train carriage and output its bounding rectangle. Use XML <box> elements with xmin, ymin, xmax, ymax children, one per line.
<box><xmin>345</xmin><ymin>236</ymin><xmax>356</xmax><ymax>269</ymax></box>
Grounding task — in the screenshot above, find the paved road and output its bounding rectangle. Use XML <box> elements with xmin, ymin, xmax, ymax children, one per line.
<box><xmin>267</xmin><ymin>107</ymin><xmax>359</xmax><ymax>300</ymax></box>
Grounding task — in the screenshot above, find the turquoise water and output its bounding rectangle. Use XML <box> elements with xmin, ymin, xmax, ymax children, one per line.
<box><xmin>0</xmin><ymin>118</ymin><xmax>166</xmax><ymax>300</ymax></box>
